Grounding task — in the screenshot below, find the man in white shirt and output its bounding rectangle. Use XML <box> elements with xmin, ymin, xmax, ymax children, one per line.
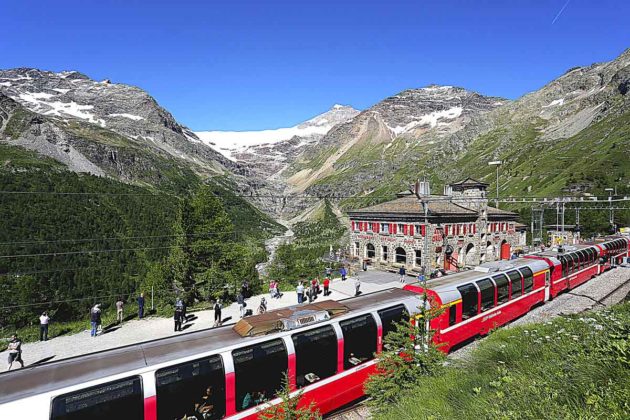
<box><xmin>296</xmin><ymin>282</ymin><xmax>305</xmax><ymax>304</ymax></box>
<box><xmin>39</xmin><ymin>312</ymin><xmax>50</xmax><ymax>341</ymax></box>
<box><xmin>116</xmin><ymin>299</ymin><xmax>124</xmax><ymax>324</ymax></box>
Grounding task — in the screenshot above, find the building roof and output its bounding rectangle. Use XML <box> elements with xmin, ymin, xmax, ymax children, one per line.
<box><xmin>449</xmin><ymin>177</ymin><xmax>489</xmax><ymax>190</ymax></box>
<box><xmin>346</xmin><ymin>195</ymin><xmax>478</xmax><ymax>219</ymax></box>
<box><xmin>487</xmin><ymin>205</ymin><xmax>518</xmax><ymax>217</ymax></box>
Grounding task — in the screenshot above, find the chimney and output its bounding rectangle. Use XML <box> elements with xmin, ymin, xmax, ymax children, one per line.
<box><xmin>444</xmin><ymin>185</ymin><xmax>453</xmax><ymax>196</ymax></box>
<box><xmin>417</xmin><ymin>179</ymin><xmax>431</xmax><ymax>196</ymax></box>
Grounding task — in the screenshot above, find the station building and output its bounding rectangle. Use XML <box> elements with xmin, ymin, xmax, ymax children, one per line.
<box><xmin>346</xmin><ymin>178</ymin><xmax>527</xmax><ymax>273</ymax></box>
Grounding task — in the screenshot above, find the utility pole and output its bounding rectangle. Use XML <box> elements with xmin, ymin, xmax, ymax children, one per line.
<box><xmin>489</xmin><ymin>161</ymin><xmax>502</xmax><ymax>208</ymax></box>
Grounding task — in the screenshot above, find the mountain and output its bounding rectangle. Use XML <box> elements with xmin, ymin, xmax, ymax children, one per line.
<box><xmin>284</xmin><ymin>86</ymin><xmax>507</xmax><ymax>193</ymax></box>
<box><xmin>282</xmin><ymin>49</ymin><xmax>630</xmax><ymax>211</ymax></box>
<box><xmin>0</xmin><ymin>68</ymin><xmax>233</xmax><ymax>188</ymax></box>
<box><xmin>196</xmin><ymin>104</ymin><xmax>359</xmax><ymax>179</ymax></box>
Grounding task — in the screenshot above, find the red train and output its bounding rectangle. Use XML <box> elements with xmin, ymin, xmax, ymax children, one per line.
<box><xmin>0</xmin><ymin>237</ymin><xmax>627</xmax><ymax>419</ymax></box>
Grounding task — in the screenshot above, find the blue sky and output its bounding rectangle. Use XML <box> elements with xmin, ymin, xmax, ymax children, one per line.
<box><xmin>1</xmin><ymin>0</ymin><xmax>628</xmax><ymax>131</ymax></box>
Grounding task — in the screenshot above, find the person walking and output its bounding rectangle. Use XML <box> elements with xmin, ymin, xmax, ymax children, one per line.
<box><xmin>399</xmin><ymin>266</ymin><xmax>406</xmax><ymax>283</ymax></box>
<box><xmin>323</xmin><ymin>277</ymin><xmax>330</xmax><ymax>296</ymax></box>
<box><xmin>137</xmin><ymin>292</ymin><xmax>145</xmax><ymax>319</ymax></box>
<box><xmin>340</xmin><ymin>266</ymin><xmax>347</xmax><ymax>281</ymax></box>
<box><xmin>6</xmin><ymin>334</ymin><xmax>24</xmax><ymax>370</ymax></box>
<box><xmin>174</xmin><ymin>306</ymin><xmax>183</xmax><ymax>332</ymax></box>
<box><xmin>116</xmin><ymin>299</ymin><xmax>124</xmax><ymax>324</ymax></box>
<box><xmin>39</xmin><ymin>312</ymin><xmax>50</xmax><ymax>341</ymax></box>
<box><xmin>258</xmin><ymin>297</ymin><xmax>267</xmax><ymax>315</ymax></box>
<box><xmin>237</xmin><ymin>292</ymin><xmax>246</xmax><ymax>318</ymax></box>
<box><xmin>90</xmin><ymin>304</ymin><xmax>102</xmax><ymax>337</ymax></box>
<box><xmin>296</xmin><ymin>282</ymin><xmax>304</xmax><ymax>304</ymax></box>
<box><xmin>354</xmin><ymin>278</ymin><xmax>361</xmax><ymax>297</ymax></box>
<box><xmin>213</xmin><ymin>299</ymin><xmax>222</xmax><ymax>327</ymax></box>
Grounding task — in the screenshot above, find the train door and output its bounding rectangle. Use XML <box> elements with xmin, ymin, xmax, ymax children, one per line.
<box><xmin>544</xmin><ymin>270</ymin><xmax>551</xmax><ymax>302</ymax></box>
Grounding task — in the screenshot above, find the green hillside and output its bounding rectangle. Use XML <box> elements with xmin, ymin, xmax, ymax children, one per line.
<box><xmin>0</xmin><ymin>143</ymin><xmax>281</xmax><ymax>330</ymax></box>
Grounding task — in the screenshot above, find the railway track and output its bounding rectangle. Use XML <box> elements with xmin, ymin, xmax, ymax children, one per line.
<box><xmin>324</xmin><ymin>398</ymin><xmax>369</xmax><ymax>419</ymax></box>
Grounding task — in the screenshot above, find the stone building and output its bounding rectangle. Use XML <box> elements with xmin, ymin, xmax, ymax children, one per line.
<box><xmin>346</xmin><ymin>178</ymin><xmax>524</xmax><ymax>273</ymax></box>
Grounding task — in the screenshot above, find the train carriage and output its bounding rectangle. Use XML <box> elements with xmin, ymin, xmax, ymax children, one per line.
<box><xmin>0</xmin><ymin>288</ymin><xmax>424</xmax><ymax>420</ymax></box>
<box><xmin>404</xmin><ymin>258</ymin><xmax>550</xmax><ymax>352</ymax></box>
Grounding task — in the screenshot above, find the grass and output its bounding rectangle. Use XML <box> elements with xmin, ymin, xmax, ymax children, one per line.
<box><xmin>376</xmin><ymin>301</ymin><xmax>630</xmax><ymax>419</ymax></box>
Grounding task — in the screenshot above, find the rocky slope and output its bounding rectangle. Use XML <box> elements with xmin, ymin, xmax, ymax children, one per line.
<box><xmin>285</xmin><ymin>48</ymin><xmax>630</xmax><ymax>206</ymax></box>
<box><xmin>0</xmin><ymin>68</ymin><xmax>233</xmax><ymax>187</ymax></box>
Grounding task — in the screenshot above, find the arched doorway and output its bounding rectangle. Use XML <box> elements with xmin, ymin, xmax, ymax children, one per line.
<box><xmin>464</xmin><ymin>243</ymin><xmax>476</xmax><ymax>266</ymax></box>
<box><xmin>500</xmin><ymin>240</ymin><xmax>511</xmax><ymax>260</ymax></box>
<box><xmin>486</xmin><ymin>241</ymin><xmax>495</xmax><ymax>261</ymax></box>
<box><xmin>366</xmin><ymin>243</ymin><xmax>375</xmax><ymax>259</ymax></box>
<box><xmin>395</xmin><ymin>247</ymin><xmax>407</xmax><ymax>264</ymax></box>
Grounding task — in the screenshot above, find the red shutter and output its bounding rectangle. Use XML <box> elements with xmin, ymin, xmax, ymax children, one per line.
<box><xmin>403</xmin><ymin>225</ymin><xmax>408</xmax><ymax>235</ymax></box>
<box><xmin>473</xmin><ymin>224</ymin><xmax>477</xmax><ymax>234</ymax></box>
<box><xmin>421</xmin><ymin>225</ymin><xmax>426</xmax><ymax>236</ymax></box>
<box><xmin>375</xmin><ymin>223</ymin><xmax>380</xmax><ymax>233</ymax></box>
<box><xmin>463</xmin><ymin>224</ymin><xmax>467</xmax><ymax>234</ymax></box>
<box><xmin>393</xmin><ymin>224</ymin><xmax>398</xmax><ymax>234</ymax></box>
<box><xmin>410</xmin><ymin>225</ymin><xmax>415</xmax><ymax>236</ymax></box>
<box><xmin>445</xmin><ymin>225</ymin><xmax>450</xmax><ymax>236</ymax></box>
<box><xmin>351</xmin><ymin>221</ymin><xmax>355</xmax><ymax>231</ymax></box>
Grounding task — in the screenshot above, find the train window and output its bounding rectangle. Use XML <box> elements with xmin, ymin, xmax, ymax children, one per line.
<box><xmin>579</xmin><ymin>250</ymin><xmax>588</xmax><ymax>268</ymax></box>
<box><xmin>570</xmin><ymin>253</ymin><xmax>579</xmax><ymax>273</ymax></box>
<box><xmin>340</xmin><ymin>314</ymin><xmax>377</xmax><ymax>370</ymax></box>
<box><xmin>51</xmin><ymin>376</ymin><xmax>143</xmax><ymax>420</ymax></box>
<box><xmin>292</xmin><ymin>325</ymin><xmax>337</xmax><ymax>389</ymax></box>
<box><xmin>492</xmin><ymin>274</ymin><xmax>509</xmax><ymax>305</ymax></box>
<box><xmin>448</xmin><ymin>305</ymin><xmax>457</xmax><ymax>326</ymax></box>
<box><xmin>156</xmin><ymin>355</ymin><xmax>225</xmax><ymax>420</ymax></box>
<box><xmin>233</xmin><ymin>339</ymin><xmax>287</xmax><ymax>412</ymax></box>
<box><xmin>476</xmin><ymin>279</ymin><xmax>495</xmax><ymax>311</ymax></box>
<box><xmin>457</xmin><ymin>283</ymin><xmax>478</xmax><ymax>320</ymax></box>
<box><xmin>507</xmin><ymin>270</ymin><xmax>522</xmax><ymax>298</ymax></box>
<box><xmin>378</xmin><ymin>304</ymin><xmax>408</xmax><ymax>340</ymax></box>
<box><xmin>520</xmin><ymin>267</ymin><xmax>534</xmax><ymax>293</ymax></box>
<box><xmin>559</xmin><ymin>256</ymin><xmax>568</xmax><ymax>278</ymax></box>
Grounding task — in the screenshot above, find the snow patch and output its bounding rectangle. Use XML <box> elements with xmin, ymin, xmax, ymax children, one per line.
<box><xmin>53</xmin><ymin>88</ymin><xmax>70</xmax><ymax>94</ymax></box>
<box><xmin>0</xmin><ymin>82</ymin><xmax>11</xmax><ymax>87</ymax></box>
<box><xmin>16</xmin><ymin>92</ymin><xmax>105</xmax><ymax>126</ymax></box>
<box><xmin>108</xmin><ymin>113</ymin><xmax>144</xmax><ymax>121</ymax></box>
<box><xmin>542</xmin><ymin>99</ymin><xmax>564</xmax><ymax>108</ymax></box>
<box><xmin>389</xmin><ymin>106</ymin><xmax>463</xmax><ymax>135</ymax></box>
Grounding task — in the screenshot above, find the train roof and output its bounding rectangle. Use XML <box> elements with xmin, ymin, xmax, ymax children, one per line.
<box><xmin>417</xmin><ymin>258</ymin><xmax>549</xmax><ymax>304</ymax></box>
<box><xmin>0</xmin><ymin>288</ymin><xmax>418</xmax><ymax>405</ymax></box>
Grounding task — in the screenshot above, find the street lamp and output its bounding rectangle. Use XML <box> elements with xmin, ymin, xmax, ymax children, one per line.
<box><xmin>488</xmin><ymin>161</ymin><xmax>502</xmax><ymax>208</ymax></box>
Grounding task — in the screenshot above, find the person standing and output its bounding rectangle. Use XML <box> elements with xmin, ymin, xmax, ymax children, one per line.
<box><xmin>213</xmin><ymin>299</ymin><xmax>222</xmax><ymax>327</ymax></box>
<box><xmin>296</xmin><ymin>282</ymin><xmax>304</xmax><ymax>304</ymax></box>
<box><xmin>399</xmin><ymin>266</ymin><xmax>406</xmax><ymax>283</ymax></box>
<box><xmin>258</xmin><ymin>297</ymin><xmax>267</xmax><ymax>315</ymax></box>
<box><xmin>174</xmin><ymin>306</ymin><xmax>183</xmax><ymax>332</ymax></box>
<box><xmin>39</xmin><ymin>312</ymin><xmax>50</xmax><ymax>341</ymax></box>
<box><xmin>6</xmin><ymin>334</ymin><xmax>24</xmax><ymax>370</ymax></box>
<box><xmin>237</xmin><ymin>292</ymin><xmax>246</xmax><ymax>318</ymax></box>
<box><xmin>116</xmin><ymin>299</ymin><xmax>124</xmax><ymax>324</ymax></box>
<box><xmin>137</xmin><ymin>293</ymin><xmax>145</xmax><ymax>319</ymax></box>
<box><xmin>354</xmin><ymin>278</ymin><xmax>361</xmax><ymax>297</ymax></box>
<box><xmin>340</xmin><ymin>266</ymin><xmax>347</xmax><ymax>281</ymax></box>
<box><xmin>323</xmin><ymin>277</ymin><xmax>330</xmax><ymax>296</ymax></box>
<box><xmin>90</xmin><ymin>304</ymin><xmax>102</xmax><ymax>337</ymax></box>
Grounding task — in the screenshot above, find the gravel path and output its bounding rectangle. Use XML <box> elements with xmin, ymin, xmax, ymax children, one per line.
<box><xmin>450</xmin><ymin>265</ymin><xmax>630</xmax><ymax>361</ymax></box>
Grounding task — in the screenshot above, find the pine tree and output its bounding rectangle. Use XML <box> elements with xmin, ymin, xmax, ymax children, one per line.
<box><xmin>258</xmin><ymin>372</ymin><xmax>321</xmax><ymax>420</ymax></box>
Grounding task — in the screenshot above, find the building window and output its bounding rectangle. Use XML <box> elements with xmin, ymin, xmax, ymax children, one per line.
<box><xmin>397</xmin><ymin>223</ymin><xmax>405</xmax><ymax>234</ymax></box>
<box><xmin>382</xmin><ymin>246</ymin><xmax>388</xmax><ymax>261</ymax></box>
<box><xmin>415</xmin><ymin>250</ymin><xmax>422</xmax><ymax>266</ymax></box>
<box><xmin>366</xmin><ymin>243</ymin><xmax>376</xmax><ymax>259</ymax></box>
<box><xmin>381</xmin><ymin>223</ymin><xmax>389</xmax><ymax>234</ymax></box>
<box><xmin>414</xmin><ymin>225</ymin><xmax>422</xmax><ymax>236</ymax></box>
<box><xmin>367</xmin><ymin>223</ymin><xmax>373</xmax><ymax>232</ymax></box>
<box><xmin>354</xmin><ymin>242</ymin><xmax>359</xmax><ymax>257</ymax></box>
<box><xmin>395</xmin><ymin>247</ymin><xmax>407</xmax><ymax>264</ymax></box>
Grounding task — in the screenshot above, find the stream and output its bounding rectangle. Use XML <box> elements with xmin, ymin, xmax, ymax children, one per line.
<box><xmin>256</xmin><ymin>221</ymin><xmax>294</xmax><ymax>277</ymax></box>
